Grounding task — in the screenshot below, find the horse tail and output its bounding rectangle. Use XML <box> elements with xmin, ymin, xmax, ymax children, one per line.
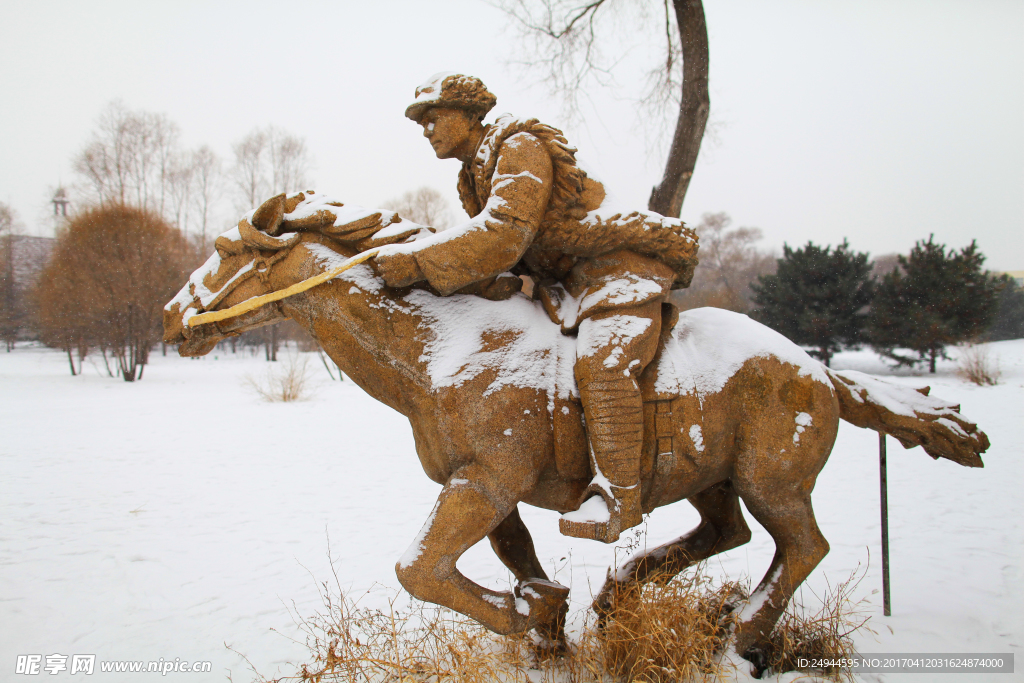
<box><xmin>825</xmin><ymin>367</ymin><xmax>988</xmax><ymax>468</ymax></box>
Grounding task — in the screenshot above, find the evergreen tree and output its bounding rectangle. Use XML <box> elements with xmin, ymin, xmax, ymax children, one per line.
<box><xmin>868</xmin><ymin>236</ymin><xmax>998</xmax><ymax>373</ymax></box>
<box><xmin>984</xmin><ymin>275</ymin><xmax>1024</xmax><ymax>341</ymax></box>
<box><xmin>751</xmin><ymin>240</ymin><xmax>874</xmax><ymax>366</ymax></box>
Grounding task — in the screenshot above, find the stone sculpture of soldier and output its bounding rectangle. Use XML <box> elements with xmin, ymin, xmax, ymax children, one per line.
<box><xmin>374</xmin><ymin>73</ymin><xmax>698</xmax><ymax>543</ymax></box>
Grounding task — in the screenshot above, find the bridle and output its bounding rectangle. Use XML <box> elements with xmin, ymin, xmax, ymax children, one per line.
<box><xmin>187</xmin><ymin>246</ymin><xmax>382</xmax><ymax>328</ymax></box>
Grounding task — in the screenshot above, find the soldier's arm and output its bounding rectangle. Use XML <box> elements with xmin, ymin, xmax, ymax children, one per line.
<box><xmin>380</xmin><ymin>133</ymin><xmax>554</xmax><ymax>295</ymax></box>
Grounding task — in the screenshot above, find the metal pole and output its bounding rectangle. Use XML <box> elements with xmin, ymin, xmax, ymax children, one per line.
<box><xmin>879</xmin><ymin>432</ymin><xmax>891</xmax><ymax>616</ymax></box>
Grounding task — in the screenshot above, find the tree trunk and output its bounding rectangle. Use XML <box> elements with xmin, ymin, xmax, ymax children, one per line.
<box><xmin>137</xmin><ymin>341</ymin><xmax>149</xmax><ymax>380</ymax></box>
<box><xmin>648</xmin><ymin>0</ymin><xmax>710</xmax><ymax>219</ymax></box>
<box><xmin>101</xmin><ymin>347</ymin><xmax>115</xmax><ymax>377</ymax></box>
<box><xmin>66</xmin><ymin>345</ymin><xmax>77</xmax><ymax>376</ymax></box>
<box><xmin>929</xmin><ymin>348</ymin><xmax>937</xmax><ymax>374</ymax></box>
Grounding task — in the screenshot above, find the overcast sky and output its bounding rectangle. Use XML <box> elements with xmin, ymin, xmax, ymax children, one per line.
<box><xmin>1</xmin><ymin>0</ymin><xmax>1021</xmax><ymax>270</ymax></box>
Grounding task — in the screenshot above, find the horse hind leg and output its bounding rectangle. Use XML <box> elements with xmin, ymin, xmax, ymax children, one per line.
<box><xmin>727</xmin><ymin>484</ymin><xmax>829</xmax><ymax>673</ymax></box>
<box><xmin>488</xmin><ymin>505</ymin><xmax>548</xmax><ymax>582</ymax></box>
<box><xmin>593</xmin><ymin>480</ymin><xmax>752</xmax><ymax>618</ymax></box>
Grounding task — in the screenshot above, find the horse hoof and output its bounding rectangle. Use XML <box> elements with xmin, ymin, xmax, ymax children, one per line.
<box><xmin>742</xmin><ymin>646</ymin><xmax>769</xmax><ymax>679</ymax></box>
<box><xmin>591</xmin><ymin>580</ymin><xmax>618</xmax><ymax>623</ymax></box>
<box><xmin>516</xmin><ymin>579</ymin><xmax>569</xmax><ymax>642</ymax></box>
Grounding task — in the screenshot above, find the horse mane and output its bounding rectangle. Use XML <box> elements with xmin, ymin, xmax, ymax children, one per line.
<box><xmin>457</xmin><ymin>115</ymin><xmax>586</xmax><ymax>228</ymax></box>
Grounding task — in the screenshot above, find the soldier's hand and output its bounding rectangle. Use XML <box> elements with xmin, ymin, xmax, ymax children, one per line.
<box><xmin>375</xmin><ymin>250</ymin><xmax>425</xmax><ymax>288</ymax></box>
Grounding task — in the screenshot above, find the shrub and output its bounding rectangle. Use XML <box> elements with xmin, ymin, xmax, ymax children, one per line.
<box><xmin>957</xmin><ymin>344</ymin><xmax>1000</xmax><ymax>386</ymax></box>
<box><xmin>246</xmin><ymin>353</ymin><xmax>314</xmax><ymax>402</ymax></box>
<box><xmin>34</xmin><ymin>205</ymin><xmax>195</xmax><ymax>379</ymax></box>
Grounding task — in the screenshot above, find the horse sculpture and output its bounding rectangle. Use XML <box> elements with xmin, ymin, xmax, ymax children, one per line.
<box><xmin>164</xmin><ymin>191</ymin><xmax>988</xmax><ymax>667</ymax></box>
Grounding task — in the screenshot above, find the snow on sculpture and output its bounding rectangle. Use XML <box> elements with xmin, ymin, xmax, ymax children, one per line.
<box><xmin>163</xmin><ymin>73</ymin><xmax>989</xmax><ymax>670</ymax></box>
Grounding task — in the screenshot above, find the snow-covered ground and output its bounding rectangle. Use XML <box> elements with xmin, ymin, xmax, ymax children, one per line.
<box><xmin>1</xmin><ymin>340</ymin><xmax>1021</xmax><ymax>681</ymax></box>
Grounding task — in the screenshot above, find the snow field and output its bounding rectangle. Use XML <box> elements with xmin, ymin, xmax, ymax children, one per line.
<box><xmin>1</xmin><ymin>340</ymin><xmax>1021</xmax><ymax>681</ymax></box>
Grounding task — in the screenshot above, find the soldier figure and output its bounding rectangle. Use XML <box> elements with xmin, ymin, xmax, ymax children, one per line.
<box><xmin>375</xmin><ymin>73</ymin><xmax>698</xmax><ymax>543</ymax></box>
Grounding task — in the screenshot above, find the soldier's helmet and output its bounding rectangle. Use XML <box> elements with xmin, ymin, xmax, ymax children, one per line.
<box><xmin>405</xmin><ymin>73</ymin><xmax>497</xmax><ymax>123</ymax></box>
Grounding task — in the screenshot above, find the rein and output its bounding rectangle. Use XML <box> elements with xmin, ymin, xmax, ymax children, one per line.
<box><xmin>186</xmin><ymin>247</ymin><xmax>383</xmax><ymax>328</ymax></box>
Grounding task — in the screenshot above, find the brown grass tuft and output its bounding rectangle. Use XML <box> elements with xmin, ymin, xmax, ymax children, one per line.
<box><xmin>238</xmin><ymin>561</ymin><xmax>868</xmax><ymax>682</ymax></box>
<box><xmin>580</xmin><ymin>571</ymin><xmax>743</xmax><ymax>681</ymax></box>
<box><xmin>235</xmin><ymin>565</ymin><xmax>868</xmax><ymax>683</ymax></box>
<box><xmin>239</xmin><ymin>577</ymin><xmax>571</xmax><ymax>683</ymax></box>
<box><xmin>957</xmin><ymin>343</ymin><xmax>1001</xmax><ymax>386</ymax></box>
<box><xmin>246</xmin><ymin>353</ymin><xmax>314</xmax><ymax>402</ymax></box>
<box><xmin>756</xmin><ymin>572</ymin><xmax>868</xmax><ymax>681</ymax></box>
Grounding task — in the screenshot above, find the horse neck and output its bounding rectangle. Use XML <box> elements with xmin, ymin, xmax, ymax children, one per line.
<box><xmin>277</xmin><ymin>243</ymin><xmax>432</xmax><ymax>416</ymax></box>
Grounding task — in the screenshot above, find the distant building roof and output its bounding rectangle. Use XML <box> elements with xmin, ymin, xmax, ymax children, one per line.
<box><xmin>998</xmin><ymin>270</ymin><xmax>1024</xmax><ymax>286</ymax></box>
<box><xmin>4</xmin><ymin>235</ymin><xmax>54</xmax><ymax>291</ymax></box>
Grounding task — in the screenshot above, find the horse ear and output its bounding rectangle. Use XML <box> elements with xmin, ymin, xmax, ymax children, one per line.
<box><xmin>215</xmin><ymin>234</ymin><xmax>247</xmax><ymax>258</ymax></box>
<box><xmin>252</xmin><ymin>193</ymin><xmax>286</xmax><ymax>235</ymax></box>
<box><xmin>238</xmin><ymin>218</ymin><xmax>300</xmax><ymax>251</ymax></box>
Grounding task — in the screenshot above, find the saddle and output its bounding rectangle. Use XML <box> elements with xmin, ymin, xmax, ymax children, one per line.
<box><xmin>552</xmin><ymin>302</ymin><xmax>705</xmax><ymax>491</ymax></box>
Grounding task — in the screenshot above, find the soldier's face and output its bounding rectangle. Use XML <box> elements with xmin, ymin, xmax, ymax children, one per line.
<box><xmin>420</xmin><ymin>108</ymin><xmax>476</xmax><ymax>160</ymax></box>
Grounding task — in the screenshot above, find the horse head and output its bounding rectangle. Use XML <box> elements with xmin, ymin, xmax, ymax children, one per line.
<box><xmin>163</xmin><ymin>191</ymin><xmax>429</xmax><ymax>356</ymax></box>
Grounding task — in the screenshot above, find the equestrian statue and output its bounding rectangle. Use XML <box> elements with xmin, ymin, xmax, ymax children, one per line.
<box><xmin>163</xmin><ymin>73</ymin><xmax>988</xmax><ymax>667</ymax></box>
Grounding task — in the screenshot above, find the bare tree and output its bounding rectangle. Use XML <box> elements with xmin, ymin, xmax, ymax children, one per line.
<box><xmin>381</xmin><ymin>187</ymin><xmax>453</xmax><ymax>228</ymax></box>
<box><xmin>0</xmin><ymin>203</ymin><xmax>19</xmax><ymax>350</ymax></box>
<box><xmin>189</xmin><ymin>145</ymin><xmax>222</xmax><ymax>249</ymax></box>
<box><xmin>166</xmin><ymin>152</ymin><xmax>196</xmax><ymax>233</ymax></box>
<box><xmin>228</xmin><ymin>126</ymin><xmax>311</xmax><ymax>361</ymax></box>
<box><xmin>73</xmin><ymin>102</ymin><xmax>183</xmax><ymax>215</ymax></box>
<box><xmin>270</xmin><ymin>129</ymin><xmax>311</xmax><ymax>196</ymax></box>
<box><xmin>72</xmin><ymin>102</ymin><xmax>230</xmax><ymax>244</ymax></box>
<box><xmin>150</xmin><ymin>113</ymin><xmax>180</xmax><ymax>217</ymax></box>
<box><xmin>670</xmin><ymin>212</ymin><xmax>775</xmax><ymax>313</ymax></box>
<box><xmin>232</xmin><ymin>126</ymin><xmax>311</xmax><ymax>212</ymax></box>
<box><xmin>232</xmin><ymin>128</ymin><xmax>271</xmax><ymax>211</ymax></box>
<box><xmin>499</xmin><ymin>0</ymin><xmax>709</xmax><ymax>218</ymax></box>
<box><xmin>870</xmin><ymin>253</ymin><xmax>902</xmax><ymax>280</ymax></box>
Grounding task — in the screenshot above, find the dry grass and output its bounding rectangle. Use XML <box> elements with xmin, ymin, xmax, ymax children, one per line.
<box><xmin>246</xmin><ymin>353</ymin><xmax>314</xmax><ymax>402</ymax></box>
<box><xmin>957</xmin><ymin>343</ymin><xmax>1001</xmax><ymax>386</ymax></box>
<box><xmin>237</xmin><ymin>560</ymin><xmax>869</xmax><ymax>683</ymax></box>
<box><xmin>238</xmin><ymin>562</ymin><xmax>568</xmax><ymax>683</ymax></box>
<box><xmin>581</xmin><ymin>571</ymin><xmax>742</xmax><ymax>681</ymax></box>
<box><xmin>580</xmin><ymin>567</ymin><xmax>866</xmax><ymax>682</ymax></box>
<box><xmin>755</xmin><ymin>573</ymin><xmax>868</xmax><ymax>680</ymax></box>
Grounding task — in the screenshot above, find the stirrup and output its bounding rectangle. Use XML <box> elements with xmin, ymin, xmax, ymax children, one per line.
<box><xmin>559</xmin><ymin>484</ymin><xmax>641</xmax><ymax>543</ymax></box>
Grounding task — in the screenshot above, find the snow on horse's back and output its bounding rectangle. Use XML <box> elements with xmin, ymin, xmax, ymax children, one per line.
<box><xmin>657</xmin><ymin>307</ymin><xmax>832</xmax><ymax>399</ymax></box>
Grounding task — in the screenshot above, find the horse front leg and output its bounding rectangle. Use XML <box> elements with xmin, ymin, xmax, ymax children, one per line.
<box><xmin>488</xmin><ymin>506</ymin><xmax>569</xmax><ymax>642</ymax></box>
<box><xmin>395</xmin><ymin>467</ymin><xmax>566</xmax><ymax>636</ymax></box>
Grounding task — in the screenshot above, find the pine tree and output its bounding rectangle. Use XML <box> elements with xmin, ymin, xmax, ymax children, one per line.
<box><xmin>984</xmin><ymin>275</ymin><xmax>1024</xmax><ymax>342</ymax></box>
<box><xmin>868</xmin><ymin>236</ymin><xmax>998</xmax><ymax>372</ymax></box>
<box><xmin>751</xmin><ymin>240</ymin><xmax>874</xmax><ymax>366</ymax></box>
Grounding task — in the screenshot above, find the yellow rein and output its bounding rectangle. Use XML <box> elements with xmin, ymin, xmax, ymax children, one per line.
<box><xmin>186</xmin><ymin>247</ymin><xmax>383</xmax><ymax>328</ymax></box>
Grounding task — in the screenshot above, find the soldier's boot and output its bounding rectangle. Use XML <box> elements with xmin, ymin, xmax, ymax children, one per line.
<box><xmin>559</xmin><ymin>377</ymin><xmax>644</xmax><ymax>543</ymax></box>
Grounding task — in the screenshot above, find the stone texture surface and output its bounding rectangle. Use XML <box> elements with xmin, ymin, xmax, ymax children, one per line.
<box><xmin>163</xmin><ymin>195</ymin><xmax>987</xmax><ymax>658</ymax></box>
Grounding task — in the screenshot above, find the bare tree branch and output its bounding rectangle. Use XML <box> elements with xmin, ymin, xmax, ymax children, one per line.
<box><xmin>381</xmin><ymin>187</ymin><xmax>453</xmax><ymax>229</ymax></box>
<box><xmin>498</xmin><ymin>0</ymin><xmax>709</xmax><ymax>218</ymax></box>
<box><xmin>231</xmin><ymin>126</ymin><xmax>311</xmax><ymax>213</ymax></box>
<box><xmin>648</xmin><ymin>0</ymin><xmax>709</xmax><ymax>218</ymax></box>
